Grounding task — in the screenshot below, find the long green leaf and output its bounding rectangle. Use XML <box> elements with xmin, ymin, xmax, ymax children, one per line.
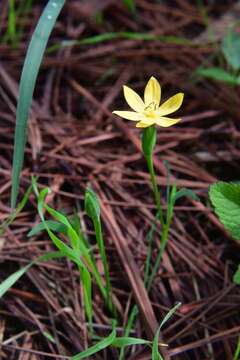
<box><xmin>71</xmin><ymin>323</ymin><xmax>116</xmax><ymax>359</ymax></box>
<box><xmin>113</xmin><ymin>337</ymin><xmax>150</xmax><ymax>347</ymax></box>
<box><xmin>85</xmin><ymin>188</ymin><xmax>113</xmax><ymax>313</ymax></box>
<box><xmin>0</xmin><ymin>251</ymin><xmax>63</xmax><ymax>298</ymax></box>
<box><xmin>152</xmin><ymin>303</ymin><xmax>181</xmax><ymax>360</ymax></box>
<box><xmin>0</xmin><ymin>264</ymin><xmax>31</xmax><ymax>298</ymax></box>
<box><xmin>11</xmin><ymin>0</ymin><xmax>65</xmax><ymax>208</ymax></box>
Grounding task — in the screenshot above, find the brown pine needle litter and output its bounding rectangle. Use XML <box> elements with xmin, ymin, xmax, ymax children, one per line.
<box><xmin>0</xmin><ymin>0</ymin><xmax>240</xmax><ymax>359</ymax></box>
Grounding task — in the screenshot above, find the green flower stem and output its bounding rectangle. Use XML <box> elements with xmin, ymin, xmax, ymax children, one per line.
<box><xmin>94</xmin><ymin>218</ymin><xmax>116</xmax><ymax>316</ymax></box>
<box><xmin>145</xmin><ymin>154</ymin><xmax>164</xmax><ymax>227</ymax></box>
<box><xmin>146</xmin><ymin>221</ymin><xmax>170</xmax><ymax>291</ymax></box>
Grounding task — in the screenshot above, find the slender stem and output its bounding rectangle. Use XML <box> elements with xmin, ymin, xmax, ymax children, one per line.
<box><xmin>145</xmin><ymin>155</ymin><xmax>164</xmax><ymax>227</ymax></box>
<box><xmin>147</xmin><ymin>220</ymin><xmax>171</xmax><ymax>292</ymax></box>
<box><xmin>119</xmin><ymin>305</ymin><xmax>138</xmax><ymax>360</ymax></box>
<box><xmin>94</xmin><ymin>219</ymin><xmax>116</xmax><ymax>316</ymax></box>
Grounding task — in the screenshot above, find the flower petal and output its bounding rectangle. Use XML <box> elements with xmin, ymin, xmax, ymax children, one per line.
<box><xmin>136</xmin><ymin>119</ymin><xmax>155</xmax><ymax>128</ymax></box>
<box><xmin>123</xmin><ymin>85</ymin><xmax>145</xmax><ymax>112</ymax></box>
<box><xmin>144</xmin><ymin>76</ymin><xmax>161</xmax><ymax>107</ymax></box>
<box><xmin>113</xmin><ymin>110</ymin><xmax>145</xmax><ymax>121</ymax></box>
<box><xmin>157</xmin><ymin>93</ymin><xmax>184</xmax><ymax>116</ymax></box>
<box><xmin>155</xmin><ymin>116</ymin><xmax>181</xmax><ymax>127</ymax></box>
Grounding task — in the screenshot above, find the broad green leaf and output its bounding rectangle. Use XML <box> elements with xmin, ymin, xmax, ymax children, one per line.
<box><xmin>142</xmin><ymin>126</ymin><xmax>157</xmax><ymax>158</ymax></box>
<box><xmin>71</xmin><ymin>323</ymin><xmax>116</xmax><ymax>359</ymax></box>
<box><xmin>11</xmin><ymin>0</ymin><xmax>65</xmax><ymax>208</ymax></box>
<box><xmin>233</xmin><ymin>265</ymin><xmax>240</xmax><ymax>285</ymax></box>
<box><xmin>196</xmin><ymin>67</ymin><xmax>239</xmax><ymax>85</ymax></box>
<box><xmin>209</xmin><ymin>182</ymin><xmax>240</xmax><ymax>240</ymax></box>
<box><xmin>222</xmin><ymin>30</ymin><xmax>240</xmax><ymax>70</ymax></box>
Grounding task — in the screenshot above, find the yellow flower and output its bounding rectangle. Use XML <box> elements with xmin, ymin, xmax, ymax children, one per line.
<box><xmin>113</xmin><ymin>76</ymin><xmax>184</xmax><ymax>128</ymax></box>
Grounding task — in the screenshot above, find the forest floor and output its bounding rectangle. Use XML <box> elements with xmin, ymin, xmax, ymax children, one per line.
<box><xmin>0</xmin><ymin>1</ymin><xmax>240</xmax><ymax>359</ymax></box>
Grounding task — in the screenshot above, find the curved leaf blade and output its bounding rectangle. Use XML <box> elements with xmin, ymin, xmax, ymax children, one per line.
<box><xmin>11</xmin><ymin>0</ymin><xmax>65</xmax><ymax>208</ymax></box>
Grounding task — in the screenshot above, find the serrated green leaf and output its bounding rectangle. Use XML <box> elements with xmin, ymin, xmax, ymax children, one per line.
<box><xmin>209</xmin><ymin>182</ymin><xmax>240</xmax><ymax>241</ymax></box>
<box><xmin>222</xmin><ymin>30</ymin><xmax>240</xmax><ymax>71</ymax></box>
<box><xmin>233</xmin><ymin>265</ymin><xmax>240</xmax><ymax>285</ymax></box>
<box><xmin>196</xmin><ymin>67</ymin><xmax>239</xmax><ymax>85</ymax></box>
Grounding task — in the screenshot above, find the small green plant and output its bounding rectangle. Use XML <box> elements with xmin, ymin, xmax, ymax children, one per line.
<box><xmin>113</xmin><ymin>77</ymin><xmax>198</xmax><ymax>358</ymax></box>
<box><xmin>209</xmin><ymin>182</ymin><xmax>240</xmax><ymax>284</ymax></box>
<box><xmin>70</xmin><ymin>302</ymin><xmax>180</xmax><ymax>359</ymax></box>
<box><xmin>196</xmin><ymin>28</ymin><xmax>240</xmax><ymax>86</ymax></box>
<box><xmin>113</xmin><ymin>77</ymin><xmax>198</xmax><ymax>291</ymax></box>
<box><xmin>31</xmin><ymin>179</ymin><xmax>116</xmax><ymax>328</ymax></box>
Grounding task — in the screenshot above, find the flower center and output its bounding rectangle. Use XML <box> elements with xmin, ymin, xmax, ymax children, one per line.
<box><xmin>144</xmin><ymin>101</ymin><xmax>158</xmax><ymax>118</ymax></box>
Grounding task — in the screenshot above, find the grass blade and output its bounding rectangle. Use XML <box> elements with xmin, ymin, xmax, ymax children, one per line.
<box><xmin>71</xmin><ymin>323</ymin><xmax>116</xmax><ymax>360</ymax></box>
<box><xmin>0</xmin><ymin>264</ymin><xmax>31</xmax><ymax>298</ymax></box>
<box><xmin>0</xmin><ymin>184</ymin><xmax>32</xmax><ymax>235</ymax></box>
<box><xmin>152</xmin><ymin>303</ymin><xmax>181</xmax><ymax>359</ymax></box>
<box><xmin>0</xmin><ymin>251</ymin><xmax>63</xmax><ymax>298</ymax></box>
<box><xmin>8</xmin><ymin>0</ymin><xmax>17</xmax><ymax>45</ymax></box>
<box><xmin>11</xmin><ymin>0</ymin><xmax>65</xmax><ymax>208</ymax></box>
<box><xmin>85</xmin><ymin>188</ymin><xmax>114</xmax><ymax>313</ymax></box>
